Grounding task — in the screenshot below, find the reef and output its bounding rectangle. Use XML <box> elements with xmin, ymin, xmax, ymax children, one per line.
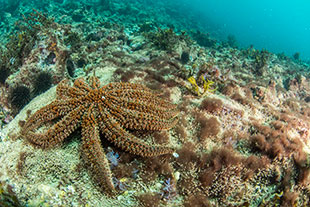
<box><xmin>0</xmin><ymin>1</ymin><xmax>310</xmax><ymax>207</ymax></box>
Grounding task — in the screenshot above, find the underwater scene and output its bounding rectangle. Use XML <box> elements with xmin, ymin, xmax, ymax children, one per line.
<box><xmin>0</xmin><ymin>0</ymin><xmax>310</xmax><ymax>206</ymax></box>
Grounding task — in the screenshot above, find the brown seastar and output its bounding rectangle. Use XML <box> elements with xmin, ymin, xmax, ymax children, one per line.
<box><xmin>21</xmin><ymin>76</ymin><xmax>178</xmax><ymax>194</ymax></box>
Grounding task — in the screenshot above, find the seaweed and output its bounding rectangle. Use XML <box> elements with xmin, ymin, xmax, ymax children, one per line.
<box><xmin>144</xmin><ymin>27</ymin><xmax>190</xmax><ymax>52</ymax></box>
<box><xmin>191</xmin><ymin>30</ymin><xmax>217</xmax><ymax>48</ymax></box>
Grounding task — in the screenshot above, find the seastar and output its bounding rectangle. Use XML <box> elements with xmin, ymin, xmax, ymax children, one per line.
<box><xmin>21</xmin><ymin>76</ymin><xmax>179</xmax><ymax>194</ymax></box>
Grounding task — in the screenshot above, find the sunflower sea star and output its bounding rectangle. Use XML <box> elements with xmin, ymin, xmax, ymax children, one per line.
<box><xmin>21</xmin><ymin>76</ymin><xmax>179</xmax><ymax>194</ymax></box>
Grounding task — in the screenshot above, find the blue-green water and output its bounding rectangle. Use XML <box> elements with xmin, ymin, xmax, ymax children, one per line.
<box><xmin>189</xmin><ymin>0</ymin><xmax>310</xmax><ymax>61</ymax></box>
<box><xmin>0</xmin><ymin>0</ymin><xmax>309</xmax><ymax>61</ymax></box>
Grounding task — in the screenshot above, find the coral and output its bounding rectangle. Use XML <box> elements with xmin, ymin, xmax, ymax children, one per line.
<box><xmin>21</xmin><ymin>76</ymin><xmax>179</xmax><ymax>194</ymax></box>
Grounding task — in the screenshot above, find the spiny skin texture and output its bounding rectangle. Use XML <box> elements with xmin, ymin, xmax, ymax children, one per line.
<box><xmin>21</xmin><ymin>76</ymin><xmax>178</xmax><ymax>194</ymax></box>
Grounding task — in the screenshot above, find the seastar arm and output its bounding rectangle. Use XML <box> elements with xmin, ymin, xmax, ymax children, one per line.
<box><xmin>106</xmin><ymin>82</ymin><xmax>177</xmax><ymax>110</ymax></box>
<box><xmin>57</xmin><ymin>78</ymin><xmax>90</xmax><ymax>99</ymax></box>
<box><xmin>105</xmin><ymin>90</ymin><xmax>179</xmax><ymax>130</ymax></box>
<box><xmin>88</xmin><ymin>76</ymin><xmax>101</xmax><ymax>89</ymax></box>
<box><xmin>81</xmin><ymin>104</ymin><xmax>116</xmax><ymax>193</ymax></box>
<box><xmin>109</xmin><ymin>93</ymin><xmax>178</xmax><ymax>116</ymax></box>
<box><xmin>109</xmin><ymin>103</ymin><xmax>178</xmax><ymax>130</ymax></box>
<box><xmin>72</xmin><ymin>77</ymin><xmax>92</xmax><ymax>93</ymax></box>
<box><xmin>102</xmin><ymin>82</ymin><xmax>150</xmax><ymax>92</ymax></box>
<box><xmin>98</xmin><ymin>105</ymin><xmax>174</xmax><ymax>157</ymax></box>
<box><xmin>22</xmin><ymin>100</ymin><xmax>75</xmax><ymax>131</ymax></box>
<box><xmin>22</xmin><ymin>106</ymin><xmax>84</xmax><ymax>148</ymax></box>
<box><xmin>56</xmin><ymin>79</ymin><xmax>73</xmax><ymax>99</ymax></box>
